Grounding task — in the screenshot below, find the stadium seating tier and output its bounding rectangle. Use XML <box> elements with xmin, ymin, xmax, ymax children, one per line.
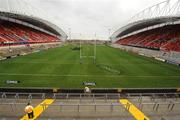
<box><xmin>116</xmin><ymin>25</ymin><xmax>180</xmax><ymax>52</ymax></box>
<box><xmin>0</xmin><ymin>21</ymin><xmax>59</xmax><ymax>46</ymax></box>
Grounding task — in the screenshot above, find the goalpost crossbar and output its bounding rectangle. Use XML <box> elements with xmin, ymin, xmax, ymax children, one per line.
<box><xmin>79</xmin><ymin>40</ymin><xmax>96</xmax><ymax>63</ymax></box>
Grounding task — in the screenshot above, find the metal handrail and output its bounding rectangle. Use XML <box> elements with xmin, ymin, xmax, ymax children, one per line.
<box><xmin>0</xmin><ymin>92</ymin><xmax>180</xmax><ymax>100</ymax></box>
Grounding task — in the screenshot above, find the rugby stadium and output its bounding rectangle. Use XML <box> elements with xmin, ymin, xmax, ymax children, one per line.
<box><xmin>0</xmin><ymin>0</ymin><xmax>180</xmax><ymax>120</ymax></box>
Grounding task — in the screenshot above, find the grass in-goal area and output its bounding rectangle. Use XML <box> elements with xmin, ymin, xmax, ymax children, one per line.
<box><xmin>0</xmin><ymin>44</ymin><xmax>180</xmax><ymax>88</ymax></box>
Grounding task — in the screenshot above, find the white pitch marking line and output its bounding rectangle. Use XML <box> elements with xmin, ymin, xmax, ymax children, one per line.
<box><xmin>0</xmin><ymin>73</ymin><xmax>180</xmax><ymax>78</ymax></box>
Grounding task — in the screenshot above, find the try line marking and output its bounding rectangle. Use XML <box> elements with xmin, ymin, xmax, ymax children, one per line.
<box><xmin>0</xmin><ymin>73</ymin><xmax>180</xmax><ymax>78</ymax></box>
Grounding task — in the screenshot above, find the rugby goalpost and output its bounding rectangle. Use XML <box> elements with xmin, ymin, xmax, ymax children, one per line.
<box><xmin>79</xmin><ymin>39</ymin><xmax>121</xmax><ymax>75</ymax></box>
<box><xmin>80</xmin><ymin>39</ymin><xmax>96</xmax><ymax>64</ymax></box>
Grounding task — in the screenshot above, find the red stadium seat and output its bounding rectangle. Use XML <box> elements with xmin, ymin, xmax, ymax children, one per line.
<box><xmin>0</xmin><ymin>22</ymin><xmax>59</xmax><ymax>46</ymax></box>
<box><xmin>116</xmin><ymin>25</ymin><xmax>180</xmax><ymax>52</ymax></box>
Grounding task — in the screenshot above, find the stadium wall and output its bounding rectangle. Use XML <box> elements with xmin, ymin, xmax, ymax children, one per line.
<box><xmin>0</xmin><ymin>87</ymin><xmax>179</xmax><ymax>94</ymax></box>
<box><xmin>111</xmin><ymin>44</ymin><xmax>180</xmax><ymax>66</ymax></box>
<box><xmin>0</xmin><ymin>42</ymin><xmax>63</xmax><ymax>60</ymax></box>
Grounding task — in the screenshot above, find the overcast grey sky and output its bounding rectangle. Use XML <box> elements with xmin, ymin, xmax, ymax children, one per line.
<box><xmin>29</xmin><ymin>0</ymin><xmax>163</xmax><ymax>39</ymax></box>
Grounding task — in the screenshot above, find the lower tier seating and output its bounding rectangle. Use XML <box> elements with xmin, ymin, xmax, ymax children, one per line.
<box><xmin>116</xmin><ymin>24</ymin><xmax>180</xmax><ymax>52</ymax></box>
<box><xmin>0</xmin><ymin>21</ymin><xmax>59</xmax><ymax>46</ymax></box>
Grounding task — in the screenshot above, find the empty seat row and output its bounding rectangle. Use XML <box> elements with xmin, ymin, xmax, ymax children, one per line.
<box><xmin>116</xmin><ymin>25</ymin><xmax>180</xmax><ymax>52</ymax></box>
<box><xmin>0</xmin><ymin>22</ymin><xmax>59</xmax><ymax>46</ymax></box>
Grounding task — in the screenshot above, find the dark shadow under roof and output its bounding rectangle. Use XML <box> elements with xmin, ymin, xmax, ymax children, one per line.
<box><xmin>0</xmin><ymin>12</ymin><xmax>60</xmax><ymax>36</ymax></box>
<box><xmin>117</xmin><ymin>16</ymin><xmax>180</xmax><ymax>38</ymax></box>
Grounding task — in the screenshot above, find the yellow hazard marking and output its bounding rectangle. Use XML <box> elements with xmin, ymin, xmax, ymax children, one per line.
<box><xmin>119</xmin><ymin>99</ymin><xmax>150</xmax><ymax>120</ymax></box>
<box><xmin>20</xmin><ymin>99</ymin><xmax>54</xmax><ymax>120</ymax></box>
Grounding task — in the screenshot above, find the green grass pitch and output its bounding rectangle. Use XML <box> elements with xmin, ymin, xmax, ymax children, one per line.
<box><xmin>0</xmin><ymin>44</ymin><xmax>180</xmax><ymax>88</ymax></box>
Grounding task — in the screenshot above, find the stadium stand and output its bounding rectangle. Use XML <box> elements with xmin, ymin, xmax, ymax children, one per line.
<box><xmin>115</xmin><ymin>25</ymin><xmax>180</xmax><ymax>52</ymax></box>
<box><xmin>0</xmin><ymin>92</ymin><xmax>180</xmax><ymax>120</ymax></box>
<box><xmin>0</xmin><ymin>21</ymin><xmax>59</xmax><ymax>46</ymax></box>
<box><xmin>111</xmin><ymin>44</ymin><xmax>180</xmax><ymax>65</ymax></box>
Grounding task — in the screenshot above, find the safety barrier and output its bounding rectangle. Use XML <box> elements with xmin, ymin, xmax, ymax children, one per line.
<box><xmin>1</xmin><ymin>92</ymin><xmax>180</xmax><ymax>100</ymax></box>
<box><xmin>0</xmin><ymin>101</ymin><xmax>180</xmax><ymax>119</ymax></box>
<box><xmin>0</xmin><ymin>103</ymin><xmax>26</xmax><ymax>117</ymax></box>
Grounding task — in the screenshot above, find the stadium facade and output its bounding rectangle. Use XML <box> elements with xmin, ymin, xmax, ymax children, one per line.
<box><xmin>0</xmin><ymin>0</ymin><xmax>67</xmax><ymax>46</ymax></box>
<box><xmin>110</xmin><ymin>0</ymin><xmax>180</xmax><ymax>65</ymax></box>
<box><xmin>111</xmin><ymin>0</ymin><xmax>180</xmax><ymax>52</ymax></box>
